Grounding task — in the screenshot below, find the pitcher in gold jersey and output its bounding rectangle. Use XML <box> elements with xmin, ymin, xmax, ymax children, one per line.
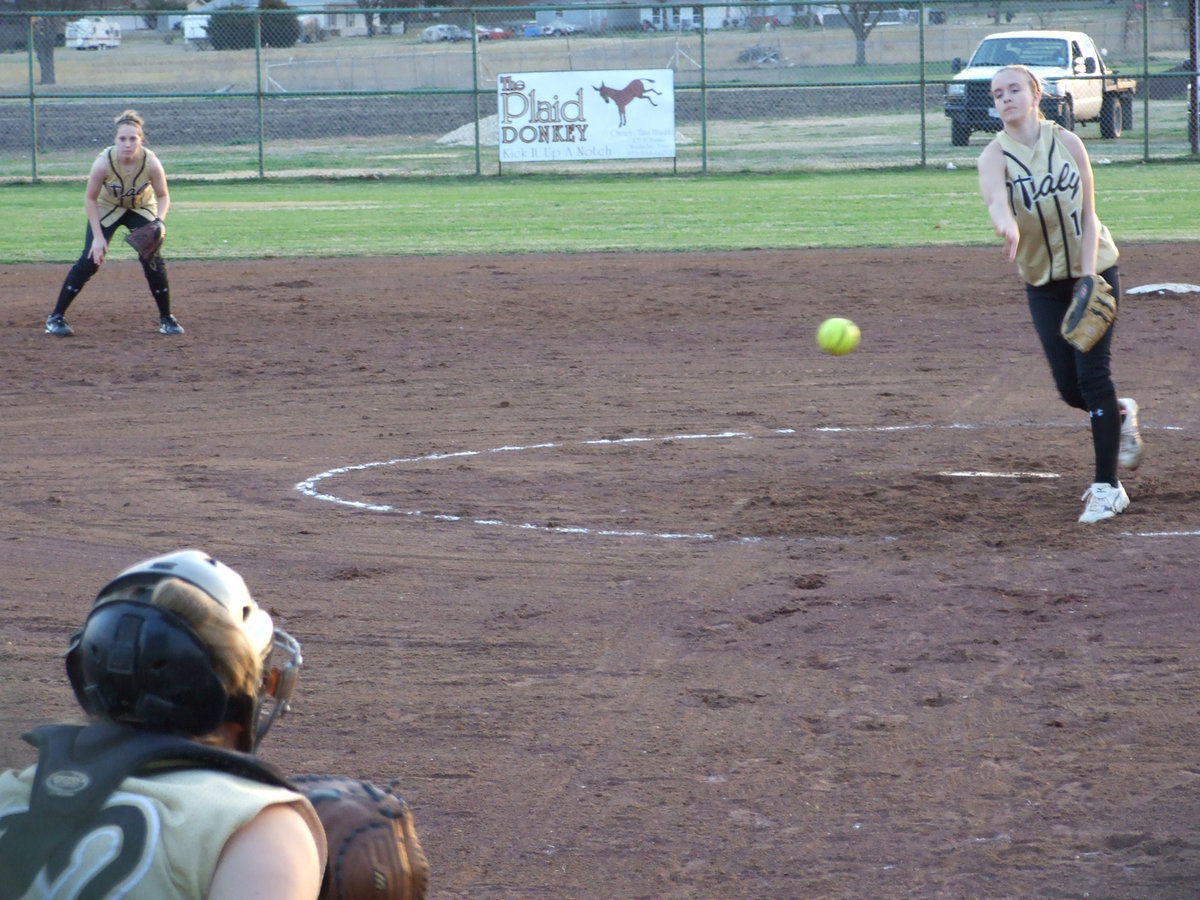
<box><xmin>45</xmin><ymin>109</ymin><xmax>184</xmax><ymax>337</ymax></box>
<box><xmin>978</xmin><ymin>65</ymin><xmax>1144</xmax><ymax>524</ymax></box>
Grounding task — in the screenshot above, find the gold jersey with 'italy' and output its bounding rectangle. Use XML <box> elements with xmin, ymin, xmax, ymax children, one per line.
<box><xmin>997</xmin><ymin>120</ymin><xmax>1118</xmax><ymax>286</ymax></box>
<box><xmin>95</xmin><ymin>145</ymin><xmax>160</xmax><ymax>227</ymax></box>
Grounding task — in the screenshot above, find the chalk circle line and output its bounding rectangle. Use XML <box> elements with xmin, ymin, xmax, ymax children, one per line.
<box><xmin>294</xmin><ymin>423</ymin><xmax>1191</xmax><ymax>542</ymax></box>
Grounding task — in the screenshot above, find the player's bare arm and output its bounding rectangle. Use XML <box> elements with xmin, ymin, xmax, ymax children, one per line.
<box><xmin>976</xmin><ymin>140</ymin><xmax>1019</xmax><ymax>262</ymax></box>
<box><xmin>208</xmin><ymin>802</ymin><xmax>323</xmax><ymax>899</ymax></box>
<box><xmin>149</xmin><ymin>156</ymin><xmax>170</xmax><ymax>221</ymax></box>
<box><xmin>83</xmin><ymin>157</ymin><xmax>109</xmax><ymax>265</ymax></box>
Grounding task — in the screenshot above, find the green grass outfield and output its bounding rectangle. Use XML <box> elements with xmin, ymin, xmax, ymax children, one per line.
<box><xmin>3</xmin><ymin>163</ymin><xmax>1196</xmax><ymax>264</ymax></box>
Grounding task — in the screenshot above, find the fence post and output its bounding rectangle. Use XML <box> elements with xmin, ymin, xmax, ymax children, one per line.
<box><xmin>472</xmin><ymin>13</ymin><xmax>481</xmax><ymax>176</ymax></box>
<box><xmin>26</xmin><ymin>16</ymin><xmax>37</xmax><ymax>183</ymax></box>
<box><xmin>1190</xmin><ymin>0</ymin><xmax>1198</xmax><ymax>154</ymax></box>
<box><xmin>256</xmin><ymin>13</ymin><xmax>265</xmax><ymax>178</ymax></box>
<box><xmin>699</xmin><ymin>23</ymin><xmax>706</xmax><ymax>174</ymax></box>
<box><xmin>918</xmin><ymin>1</ymin><xmax>927</xmax><ymax>167</ymax></box>
<box><xmin>1142</xmin><ymin>0</ymin><xmax>1151</xmax><ymax>163</ymax></box>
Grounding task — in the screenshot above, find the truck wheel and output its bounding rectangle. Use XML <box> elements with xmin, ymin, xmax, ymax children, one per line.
<box><xmin>1056</xmin><ymin>97</ymin><xmax>1075</xmax><ymax>132</ymax></box>
<box><xmin>951</xmin><ymin>122</ymin><xmax>971</xmax><ymax>146</ymax></box>
<box><xmin>1121</xmin><ymin>95</ymin><xmax>1134</xmax><ymax>130</ymax></box>
<box><xmin>1100</xmin><ymin>95</ymin><xmax>1122</xmax><ymax>139</ymax></box>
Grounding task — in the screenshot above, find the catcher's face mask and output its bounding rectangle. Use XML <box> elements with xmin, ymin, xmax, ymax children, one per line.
<box><xmin>70</xmin><ymin>549</ymin><xmax>303</xmax><ymax>753</ymax></box>
<box><xmin>254</xmin><ymin>628</ymin><xmax>302</xmax><ymax>751</ymax></box>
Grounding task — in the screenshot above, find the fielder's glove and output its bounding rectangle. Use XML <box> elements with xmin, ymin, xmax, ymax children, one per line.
<box><xmin>292</xmin><ymin>774</ymin><xmax>430</xmax><ymax>900</ymax></box>
<box><xmin>1060</xmin><ymin>274</ymin><xmax>1117</xmax><ymax>352</ymax></box>
<box><xmin>124</xmin><ymin>218</ymin><xmax>165</xmax><ymax>261</ymax></box>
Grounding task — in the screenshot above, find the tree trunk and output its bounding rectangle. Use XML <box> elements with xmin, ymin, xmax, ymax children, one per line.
<box><xmin>838</xmin><ymin>3</ymin><xmax>877</xmax><ymax>67</ymax></box>
<box><xmin>33</xmin><ymin>17</ymin><xmax>56</xmax><ymax>86</ymax></box>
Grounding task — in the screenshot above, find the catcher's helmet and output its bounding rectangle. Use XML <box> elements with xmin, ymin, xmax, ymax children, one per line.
<box><xmin>65</xmin><ymin>549</ymin><xmax>302</xmax><ymax>752</ymax></box>
<box><xmin>66</xmin><ymin>599</ymin><xmax>231</xmax><ymax>736</ymax></box>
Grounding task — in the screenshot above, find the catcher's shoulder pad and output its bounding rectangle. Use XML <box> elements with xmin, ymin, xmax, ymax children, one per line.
<box><xmin>292</xmin><ymin>774</ymin><xmax>430</xmax><ymax>900</ymax></box>
<box><xmin>0</xmin><ymin>723</ymin><xmax>293</xmax><ymax>898</ymax></box>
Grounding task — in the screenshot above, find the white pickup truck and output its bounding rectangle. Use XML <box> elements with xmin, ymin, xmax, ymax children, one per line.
<box><xmin>944</xmin><ymin>30</ymin><xmax>1137</xmax><ymax>146</ymax></box>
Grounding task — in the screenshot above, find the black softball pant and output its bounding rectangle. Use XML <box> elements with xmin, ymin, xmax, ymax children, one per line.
<box><xmin>1025</xmin><ymin>265</ymin><xmax>1122</xmax><ymax>485</ymax></box>
<box><xmin>53</xmin><ymin>210</ymin><xmax>170</xmax><ymax>317</ymax></box>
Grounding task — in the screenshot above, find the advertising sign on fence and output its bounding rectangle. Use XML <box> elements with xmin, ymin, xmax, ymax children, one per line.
<box><xmin>497</xmin><ymin>69</ymin><xmax>676</xmax><ymax>163</ymax></box>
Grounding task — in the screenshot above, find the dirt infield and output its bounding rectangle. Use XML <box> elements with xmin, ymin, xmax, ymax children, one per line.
<box><xmin>2</xmin><ymin>243</ymin><xmax>1199</xmax><ymax>898</ymax></box>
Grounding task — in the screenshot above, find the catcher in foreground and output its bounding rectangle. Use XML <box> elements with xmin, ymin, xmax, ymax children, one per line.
<box><xmin>0</xmin><ymin>549</ymin><xmax>326</xmax><ymax>899</ymax></box>
<box><xmin>44</xmin><ymin>109</ymin><xmax>185</xmax><ymax>337</ymax></box>
<box><xmin>976</xmin><ymin>64</ymin><xmax>1143</xmax><ymax>524</ymax></box>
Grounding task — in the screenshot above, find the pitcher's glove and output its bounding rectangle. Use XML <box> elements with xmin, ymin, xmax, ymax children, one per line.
<box><xmin>292</xmin><ymin>774</ymin><xmax>430</xmax><ymax>900</ymax></box>
<box><xmin>124</xmin><ymin>218</ymin><xmax>165</xmax><ymax>261</ymax></box>
<box><xmin>1060</xmin><ymin>274</ymin><xmax>1117</xmax><ymax>352</ymax></box>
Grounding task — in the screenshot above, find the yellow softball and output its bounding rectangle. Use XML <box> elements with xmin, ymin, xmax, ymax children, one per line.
<box><xmin>816</xmin><ymin>317</ymin><xmax>861</xmax><ymax>356</ymax></box>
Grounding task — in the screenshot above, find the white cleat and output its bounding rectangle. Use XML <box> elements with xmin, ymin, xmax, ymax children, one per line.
<box><xmin>1079</xmin><ymin>482</ymin><xmax>1130</xmax><ymax>524</ymax></box>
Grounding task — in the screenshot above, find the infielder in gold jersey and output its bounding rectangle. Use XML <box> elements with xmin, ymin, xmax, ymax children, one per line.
<box><xmin>978</xmin><ymin>65</ymin><xmax>1144</xmax><ymax>524</ymax></box>
<box><xmin>45</xmin><ymin>110</ymin><xmax>184</xmax><ymax>337</ymax></box>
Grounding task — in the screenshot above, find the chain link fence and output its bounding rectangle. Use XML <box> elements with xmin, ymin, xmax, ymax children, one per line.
<box><xmin>1</xmin><ymin>0</ymin><xmax>1196</xmax><ymax>181</ymax></box>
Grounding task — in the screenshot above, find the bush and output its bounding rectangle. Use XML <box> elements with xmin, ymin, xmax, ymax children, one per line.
<box><xmin>207</xmin><ymin>1</ymin><xmax>299</xmax><ymax>50</ymax></box>
<box><xmin>207</xmin><ymin>7</ymin><xmax>256</xmax><ymax>50</ymax></box>
<box><xmin>261</xmin><ymin>0</ymin><xmax>300</xmax><ymax>48</ymax></box>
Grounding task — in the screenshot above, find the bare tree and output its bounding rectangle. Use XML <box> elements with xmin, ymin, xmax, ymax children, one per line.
<box><xmin>141</xmin><ymin>0</ymin><xmax>187</xmax><ymax>33</ymax></box>
<box><xmin>15</xmin><ymin>0</ymin><xmax>123</xmax><ymax>84</ymax></box>
<box><xmin>29</xmin><ymin>12</ymin><xmax>62</xmax><ymax>85</ymax></box>
<box><xmin>832</xmin><ymin>3</ymin><xmax>888</xmax><ymax>67</ymax></box>
<box><xmin>16</xmin><ymin>0</ymin><xmax>67</xmax><ymax>85</ymax></box>
<box><xmin>353</xmin><ymin>0</ymin><xmax>377</xmax><ymax>37</ymax></box>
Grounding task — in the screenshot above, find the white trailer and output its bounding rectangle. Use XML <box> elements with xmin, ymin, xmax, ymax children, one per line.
<box><xmin>66</xmin><ymin>17</ymin><xmax>121</xmax><ymax>50</ymax></box>
<box><xmin>181</xmin><ymin>15</ymin><xmax>211</xmax><ymax>49</ymax></box>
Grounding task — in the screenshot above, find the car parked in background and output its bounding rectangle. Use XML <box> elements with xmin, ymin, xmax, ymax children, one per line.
<box><xmin>475</xmin><ymin>25</ymin><xmax>512</xmax><ymax>40</ymax></box>
<box><xmin>419</xmin><ymin>24</ymin><xmax>471</xmax><ymax>43</ymax></box>
<box><xmin>540</xmin><ymin>22</ymin><xmax>580</xmax><ymax>36</ymax></box>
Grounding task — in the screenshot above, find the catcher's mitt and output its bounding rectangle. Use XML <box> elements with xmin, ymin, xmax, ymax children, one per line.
<box><xmin>124</xmin><ymin>218</ymin><xmax>165</xmax><ymax>261</ymax></box>
<box><xmin>1060</xmin><ymin>274</ymin><xmax>1117</xmax><ymax>352</ymax></box>
<box><xmin>293</xmin><ymin>774</ymin><xmax>430</xmax><ymax>900</ymax></box>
